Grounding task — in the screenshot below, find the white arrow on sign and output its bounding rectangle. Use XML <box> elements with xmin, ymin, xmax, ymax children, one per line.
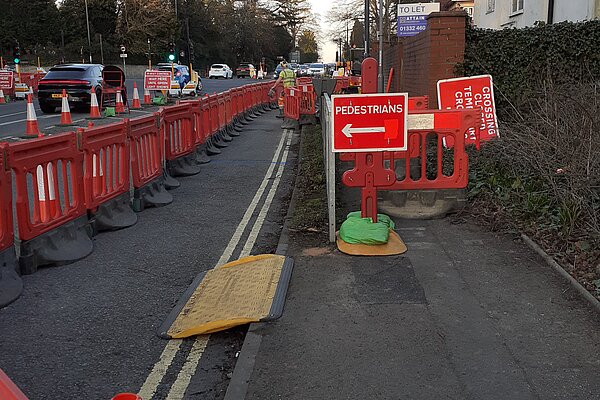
<box><xmin>341</xmin><ymin>124</ymin><xmax>385</xmax><ymax>138</ymax></box>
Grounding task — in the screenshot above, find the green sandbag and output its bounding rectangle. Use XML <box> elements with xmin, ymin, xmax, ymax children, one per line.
<box><xmin>104</xmin><ymin>107</ymin><xmax>116</xmax><ymax>117</ymax></box>
<box><xmin>153</xmin><ymin>96</ymin><xmax>167</xmax><ymax>105</ymax></box>
<box><xmin>339</xmin><ymin>216</ymin><xmax>390</xmax><ymax>245</ymax></box>
<box><xmin>346</xmin><ymin>211</ymin><xmax>395</xmax><ymax>230</ymax></box>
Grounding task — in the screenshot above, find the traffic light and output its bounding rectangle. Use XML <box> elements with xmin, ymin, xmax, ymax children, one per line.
<box><xmin>168</xmin><ymin>42</ymin><xmax>175</xmax><ymax>62</ymax></box>
<box><xmin>13</xmin><ymin>43</ymin><xmax>20</xmax><ymax>64</ymax></box>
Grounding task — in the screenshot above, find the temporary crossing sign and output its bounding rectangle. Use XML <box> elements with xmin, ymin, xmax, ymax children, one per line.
<box><xmin>397</xmin><ymin>2</ymin><xmax>440</xmax><ymax>37</ymax></box>
<box><xmin>144</xmin><ymin>70</ymin><xmax>171</xmax><ymax>91</ymax></box>
<box><xmin>0</xmin><ymin>71</ymin><xmax>14</xmax><ymax>90</ymax></box>
<box><xmin>437</xmin><ymin>75</ymin><xmax>499</xmax><ymax>145</ymax></box>
<box><xmin>331</xmin><ymin>93</ymin><xmax>408</xmax><ymax>152</ymax></box>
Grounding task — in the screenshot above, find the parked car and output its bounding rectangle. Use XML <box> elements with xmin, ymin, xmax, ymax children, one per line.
<box><xmin>38</xmin><ymin>64</ymin><xmax>103</xmax><ymax>113</ymax></box>
<box><xmin>236</xmin><ymin>63</ymin><xmax>255</xmax><ymax>78</ymax></box>
<box><xmin>156</xmin><ymin>63</ymin><xmax>202</xmax><ymax>96</ymax></box>
<box><xmin>209</xmin><ymin>64</ymin><xmax>233</xmax><ymax>79</ymax></box>
<box><xmin>298</xmin><ymin>64</ymin><xmax>310</xmax><ymax>77</ymax></box>
<box><xmin>289</xmin><ymin>63</ymin><xmax>300</xmax><ymax>74</ymax></box>
<box><xmin>307</xmin><ymin>63</ymin><xmax>325</xmax><ymax>77</ymax></box>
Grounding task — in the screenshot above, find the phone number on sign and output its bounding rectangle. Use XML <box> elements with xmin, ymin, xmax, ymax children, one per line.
<box><xmin>398</xmin><ymin>25</ymin><xmax>426</xmax><ymax>32</ymax></box>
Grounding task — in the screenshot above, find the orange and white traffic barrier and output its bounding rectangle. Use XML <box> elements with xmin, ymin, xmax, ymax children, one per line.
<box><xmin>59</xmin><ymin>89</ymin><xmax>73</xmax><ymax>125</ymax></box>
<box><xmin>89</xmin><ymin>87</ymin><xmax>101</xmax><ymax>119</ymax></box>
<box><xmin>25</xmin><ymin>94</ymin><xmax>41</xmax><ymax>137</ymax></box>
<box><xmin>143</xmin><ymin>87</ymin><xmax>151</xmax><ymax>105</ymax></box>
<box><xmin>115</xmin><ymin>90</ymin><xmax>126</xmax><ymax>113</ymax></box>
<box><xmin>131</xmin><ymin>83</ymin><xmax>142</xmax><ymax>109</ymax></box>
<box><xmin>0</xmin><ymin>89</ymin><xmax>6</xmax><ymax>104</ymax></box>
<box><xmin>36</xmin><ymin>164</ymin><xmax>57</xmax><ymax>223</ymax></box>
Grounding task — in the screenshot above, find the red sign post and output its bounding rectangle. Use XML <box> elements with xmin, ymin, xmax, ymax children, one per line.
<box><xmin>331</xmin><ymin>93</ymin><xmax>409</xmax><ymax>152</ymax></box>
<box><xmin>0</xmin><ymin>71</ymin><xmax>14</xmax><ymax>90</ymax></box>
<box><xmin>437</xmin><ymin>75</ymin><xmax>499</xmax><ymax>146</ymax></box>
<box><xmin>143</xmin><ymin>70</ymin><xmax>171</xmax><ymax>91</ymax></box>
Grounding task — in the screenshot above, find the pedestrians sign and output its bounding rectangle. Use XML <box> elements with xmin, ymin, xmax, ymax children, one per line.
<box><xmin>144</xmin><ymin>70</ymin><xmax>171</xmax><ymax>91</ymax></box>
<box><xmin>0</xmin><ymin>71</ymin><xmax>14</xmax><ymax>90</ymax></box>
<box><xmin>331</xmin><ymin>93</ymin><xmax>408</xmax><ymax>152</ymax></box>
<box><xmin>397</xmin><ymin>2</ymin><xmax>440</xmax><ymax>37</ymax></box>
<box><xmin>437</xmin><ymin>75</ymin><xmax>499</xmax><ymax>146</ymax></box>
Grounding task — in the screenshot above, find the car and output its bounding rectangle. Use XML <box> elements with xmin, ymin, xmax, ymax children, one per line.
<box><xmin>307</xmin><ymin>63</ymin><xmax>325</xmax><ymax>77</ymax></box>
<box><xmin>272</xmin><ymin>64</ymin><xmax>284</xmax><ymax>79</ymax></box>
<box><xmin>289</xmin><ymin>63</ymin><xmax>300</xmax><ymax>74</ymax></box>
<box><xmin>209</xmin><ymin>64</ymin><xmax>233</xmax><ymax>79</ymax></box>
<box><xmin>297</xmin><ymin>64</ymin><xmax>310</xmax><ymax>77</ymax></box>
<box><xmin>37</xmin><ymin>64</ymin><xmax>103</xmax><ymax>113</ymax></box>
<box><xmin>156</xmin><ymin>63</ymin><xmax>202</xmax><ymax>96</ymax></box>
<box><xmin>236</xmin><ymin>63</ymin><xmax>255</xmax><ymax>78</ymax></box>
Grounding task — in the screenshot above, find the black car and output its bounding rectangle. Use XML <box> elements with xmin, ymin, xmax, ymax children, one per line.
<box><xmin>38</xmin><ymin>64</ymin><xmax>103</xmax><ymax>113</ymax></box>
<box><xmin>236</xmin><ymin>63</ymin><xmax>255</xmax><ymax>78</ymax></box>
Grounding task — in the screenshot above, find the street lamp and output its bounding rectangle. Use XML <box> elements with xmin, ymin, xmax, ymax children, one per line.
<box><xmin>84</xmin><ymin>0</ymin><xmax>93</xmax><ymax>63</ymax></box>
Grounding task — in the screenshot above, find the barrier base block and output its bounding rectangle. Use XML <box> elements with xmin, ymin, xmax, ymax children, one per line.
<box><xmin>206</xmin><ymin>137</ymin><xmax>222</xmax><ymax>155</ymax></box>
<box><xmin>19</xmin><ymin>215</ymin><xmax>93</xmax><ymax>275</ymax></box>
<box><xmin>219</xmin><ymin>129</ymin><xmax>233</xmax><ymax>142</ymax></box>
<box><xmin>227</xmin><ymin>125</ymin><xmax>240</xmax><ymax>137</ymax></box>
<box><xmin>379</xmin><ymin>188</ymin><xmax>467</xmax><ymax>219</ymax></box>
<box><xmin>133</xmin><ymin>175</ymin><xmax>174</xmax><ymax>212</ymax></box>
<box><xmin>281</xmin><ymin>117</ymin><xmax>299</xmax><ymax>130</ymax></box>
<box><xmin>299</xmin><ymin>114</ymin><xmax>316</xmax><ymax>126</ymax></box>
<box><xmin>164</xmin><ymin>170</ymin><xmax>181</xmax><ymax>189</ymax></box>
<box><xmin>195</xmin><ymin>144</ymin><xmax>211</xmax><ymax>164</ymax></box>
<box><xmin>167</xmin><ymin>153</ymin><xmax>201</xmax><ymax>177</ymax></box>
<box><xmin>213</xmin><ymin>134</ymin><xmax>229</xmax><ymax>148</ymax></box>
<box><xmin>0</xmin><ymin>247</ymin><xmax>23</xmax><ymax>308</ymax></box>
<box><xmin>91</xmin><ymin>191</ymin><xmax>138</xmax><ymax>234</ymax></box>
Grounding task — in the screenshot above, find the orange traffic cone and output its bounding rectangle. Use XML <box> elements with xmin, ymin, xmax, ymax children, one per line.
<box><xmin>89</xmin><ymin>87</ymin><xmax>101</xmax><ymax>119</ymax></box>
<box><xmin>143</xmin><ymin>87</ymin><xmax>151</xmax><ymax>105</ymax></box>
<box><xmin>0</xmin><ymin>369</ymin><xmax>28</xmax><ymax>400</ymax></box>
<box><xmin>0</xmin><ymin>89</ymin><xmax>6</xmax><ymax>104</ymax></box>
<box><xmin>131</xmin><ymin>83</ymin><xmax>142</xmax><ymax>109</ymax></box>
<box><xmin>25</xmin><ymin>94</ymin><xmax>41</xmax><ymax>137</ymax></box>
<box><xmin>115</xmin><ymin>90</ymin><xmax>126</xmax><ymax>113</ymax></box>
<box><xmin>59</xmin><ymin>89</ymin><xmax>73</xmax><ymax>125</ymax></box>
<box><xmin>36</xmin><ymin>164</ymin><xmax>58</xmax><ymax>223</ymax></box>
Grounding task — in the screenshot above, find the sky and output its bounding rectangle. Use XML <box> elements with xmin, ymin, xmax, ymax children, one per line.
<box><xmin>309</xmin><ymin>0</ymin><xmax>338</xmax><ymax>62</ymax></box>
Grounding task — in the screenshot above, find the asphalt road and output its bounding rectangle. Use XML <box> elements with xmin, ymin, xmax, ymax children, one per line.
<box><xmin>0</xmin><ymin>77</ymin><xmax>265</xmax><ymax>138</ymax></box>
<box><xmin>0</xmin><ymin>86</ymin><xmax>297</xmax><ymax>399</ymax></box>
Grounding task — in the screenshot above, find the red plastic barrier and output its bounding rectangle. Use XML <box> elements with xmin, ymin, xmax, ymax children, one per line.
<box><xmin>191</xmin><ymin>99</ymin><xmax>207</xmax><ymax>146</ymax></box>
<box><xmin>296</xmin><ymin>77</ymin><xmax>312</xmax><ymax>86</ymax></box>
<box><xmin>217</xmin><ymin>94</ymin><xmax>226</xmax><ymax>130</ymax></box>
<box><xmin>7</xmin><ymin>133</ymin><xmax>86</xmax><ymax>242</ymax></box>
<box><xmin>0</xmin><ymin>369</ymin><xmax>28</xmax><ymax>400</ymax></box>
<box><xmin>0</xmin><ymin>144</ymin><xmax>13</xmax><ymax>253</ymax></box>
<box><xmin>333</xmin><ymin>77</ymin><xmax>349</xmax><ymax>93</ymax></box>
<box><xmin>299</xmin><ymin>84</ymin><xmax>316</xmax><ymax>115</ymax></box>
<box><xmin>408</xmin><ymin>96</ymin><xmax>429</xmax><ymax>111</ymax></box>
<box><xmin>208</xmin><ymin>95</ymin><xmax>219</xmax><ymax>135</ymax></box>
<box><xmin>162</xmin><ymin>103</ymin><xmax>195</xmax><ymax>161</ymax></box>
<box><xmin>341</xmin><ymin>108</ymin><xmax>480</xmax><ymax>191</ymax></box>
<box><xmin>128</xmin><ymin>113</ymin><xmax>163</xmax><ymax>190</ymax></box>
<box><xmin>78</xmin><ymin>121</ymin><xmax>130</xmax><ymax>211</ymax></box>
<box><xmin>283</xmin><ymin>87</ymin><xmax>300</xmax><ymax>120</ymax></box>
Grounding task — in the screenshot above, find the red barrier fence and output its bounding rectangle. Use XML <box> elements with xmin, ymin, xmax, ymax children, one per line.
<box><xmin>162</xmin><ymin>103</ymin><xmax>195</xmax><ymax>161</ymax></box>
<box><xmin>128</xmin><ymin>113</ymin><xmax>163</xmax><ymax>190</ymax></box>
<box><xmin>299</xmin><ymin>84</ymin><xmax>316</xmax><ymax>115</ymax></box>
<box><xmin>79</xmin><ymin>121</ymin><xmax>130</xmax><ymax>211</ymax></box>
<box><xmin>7</xmin><ymin>133</ymin><xmax>85</xmax><ymax>241</ymax></box>
<box><xmin>217</xmin><ymin>94</ymin><xmax>226</xmax><ymax>130</ymax></box>
<box><xmin>408</xmin><ymin>96</ymin><xmax>429</xmax><ymax>111</ymax></box>
<box><xmin>0</xmin><ymin>144</ymin><xmax>13</xmax><ymax>253</ymax></box>
<box><xmin>283</xmin><ymin>87</ymin><xmax>300</xmax><ymax>120</ymax></box>
<box><xmin>225</xmin><ymin>91</ymin><xmax>233</xmax><ymax>125</ymax></box>
<box><xmin>209</xmin><ymin>95</ymin><xmax>219</xmax><ymax>135</ymax></box>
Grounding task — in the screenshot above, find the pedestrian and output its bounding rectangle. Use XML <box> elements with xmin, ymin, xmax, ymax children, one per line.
<box><xmin>269</xmin><ymin>61</ymin><xmax>296</xmax><ymax>118</ymax></box>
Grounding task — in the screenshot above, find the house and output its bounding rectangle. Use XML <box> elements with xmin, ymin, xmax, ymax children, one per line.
<box><xmin>440</xmin><ymin>0</ymin><xmax>475</xmax><ymax>17</ymax></box>
<box><xmin>474</xmin><ymin>0</ymin><xmax>600</xmax><ymax>29</ymax></box>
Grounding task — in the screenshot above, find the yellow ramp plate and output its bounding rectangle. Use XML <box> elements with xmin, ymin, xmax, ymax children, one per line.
<box><xmin>158</xmin><ymin>254</ymin><xmax>294</xmax><ymax>339</ymax></box>
<box><xmin>336</xmin><ymin>230</ymin><xmax>408</xmax><ymax>256</ymax></box>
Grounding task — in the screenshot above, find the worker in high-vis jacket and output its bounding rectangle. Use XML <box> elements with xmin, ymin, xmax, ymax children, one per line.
<box><xmin>269</xmin><ymin>61</ymin><xmax>296</xmax><ymax>117</ymax></box>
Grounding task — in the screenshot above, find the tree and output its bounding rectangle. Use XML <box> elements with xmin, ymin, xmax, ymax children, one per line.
<box><xmin>269</xmin><ymin>0</ymin><xmax>314</xmax><ymax>48</ymax></box>
<box><xmin>298</xmin><ymin>30</ymin><xmax>319</xmax><ymax>63</ymax></box>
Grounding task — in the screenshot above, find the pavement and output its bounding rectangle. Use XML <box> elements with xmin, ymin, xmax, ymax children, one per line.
<box><xmin>226</xmin><ymin>144</ymin><xmax>600</xmax><ymax>399</ymax></box>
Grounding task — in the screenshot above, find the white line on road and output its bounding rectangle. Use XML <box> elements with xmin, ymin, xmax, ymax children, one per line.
<box><xmin>0</xmin><ymin>114</ymin><xmax>58</xmax><ymax>127</ymax></box>
<box><xmin>165</xmin><ymin>336</ymin><xmax>209</xmax><ymax>400</ymax></box>
<box><xmin>0</xmin><ymin>110</ymin><xmax>41</xmax><ymax>119</ymax></box>
<box><xmin>138</xmin><ymin>128</ymin><xmax>291</xmax><ymax>400</ymax></box>
<box><xmin>137</xmin><ymin>340</ymin><xmax>183</xmax><ymax>400</ymax></box>
<box><xmin>240</xmin><ymin>131</ymin><xmax>293</xmax><ymax>257</ymax></box>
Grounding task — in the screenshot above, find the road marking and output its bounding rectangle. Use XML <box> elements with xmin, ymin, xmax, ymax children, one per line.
<box><xmin>137</xmin><ymin>340</ymin><xmax>183</xmax><ymax>400</ymax></box>
<box><xmin>165</xmin><ymin>336</ymin><xmax>209</xmax><ymax>400</ymax></box>
<box><xmin>0</xmin><ymin>110</ymin><xmax>41</xmax><ymax>119</ymax></box>
<box><xmin>138</xmin><ymin>128</ymin><xmax>290</xmax><ymax>399</ymax></box>
<box><xmin>216</xmin><ymin>129</ymin><xmax>290</xmax><ymax>267</ymax></box>
<box><xmin>0</xmin><ymin>114</ymin><xmax>58</xmax><ymax>126</ymax></box>
<box><xmin>240</xmin><ymin>131</ymin><xmax>292</xmax><ymax>257</ymax></box>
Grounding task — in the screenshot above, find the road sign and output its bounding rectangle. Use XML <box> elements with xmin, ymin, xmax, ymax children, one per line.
<box><xmin>437</xmin><ymin>75</ymin><xmax>499</xmax><ymax>145</ymax></box>
<box><xmin>120</xmin><ymin>53</ymin><xmax>128</xmax><ymax>58</ymax></box>
<box><xmin>397</xmin><ymin>2</ymin><xmax>440</xmax><ymax>37</ymax></box>
<box><xmin>120</xmin><ymin>45</ymin><xmax>126</xmax><ymax>53</ymax></box>
<box><xmin>331</xmin><ymin>93</ymin><xmax>408</xmax><ymax>152</ymax></box>
<box><xmin>289</xmin><ymin>51</ymin><xmax>300</xmax><ymax>63</ymax></box>
<box><xmin>144</xmin><ymin>70</ymin><xmax>171</xmax><ymax>91</ymax></box>
<box><xmin>0</xmin><ymin>71</ymin><xmax>14</xmax><ymax>90</ymax></box>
